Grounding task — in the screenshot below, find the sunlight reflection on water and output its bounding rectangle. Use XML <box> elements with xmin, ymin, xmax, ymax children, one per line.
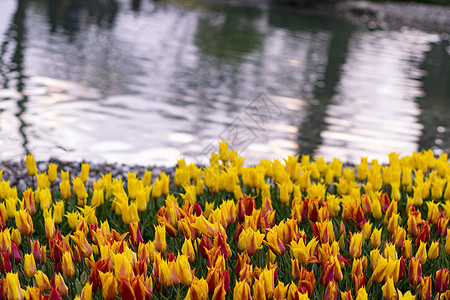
<box><xmin>0</xmin><ymin>0</ymin><xmax>449</xmax><ymax>166</ymax></box>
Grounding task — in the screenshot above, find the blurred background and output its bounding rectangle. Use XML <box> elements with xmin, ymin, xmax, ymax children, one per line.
<box><xmin>0</xmin><ymin>0</ymin><xmax>449</xmax><ymax>166</ymax></box>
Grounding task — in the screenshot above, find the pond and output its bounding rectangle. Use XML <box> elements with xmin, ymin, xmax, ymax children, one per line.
<box><xmin>0</xmin><ymin>0</ymin><xmax>449</xmax><ymax>166</ymax></box>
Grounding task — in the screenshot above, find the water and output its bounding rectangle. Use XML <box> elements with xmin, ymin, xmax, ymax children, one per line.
<box><xmin>0</xmin><ymin>0</ymin><xmax>449</xmax><ymax>166</ymax></box>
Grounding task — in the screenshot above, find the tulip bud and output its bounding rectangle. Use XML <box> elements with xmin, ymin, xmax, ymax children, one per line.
<box><xmin>62</xmin><ymin>252</ymin><xmax>75</xmax><ymax>278</ymax></box>
<box><xmin>349</xmin><ymin>232</ymin><xmax>363</xmax><ymax>258</ymax></box>
<box><xmin>436</xmin><ymin>268</ymin><xmax>449</xmax><ymax>294</ymax></box>
<box><xmin>80</xmin><ymin>163</ymin><xmax>90</xmax><ymax>184</ymax></box>
<box><xmin>428</xmin><ymin>240</ymin><xmax>440</xmax><ymax>260</ymax></box>
<box><xmin>59</xmin><ymin>180</ymin><xmax>71</xmax><ymax>200</ymax></box>
<box><xmin>419</xmin><ymin>276</ymin><xmax>431</xmax><ymax>300</ymax></box>
<box><xmin>26</xmin><ymin>154</ymin><xmax>38</xmax><ymax>177</ymax></box>
<box><xmin>274</xmin><ymin>281</ymin><xmax>288</xmax><ymax>300</ymax></box>
<box><xmin>24</xmin><ymin>254</ymin><xmax>37</xmax><ymax>278</ymax></box>
<box><xmin>233</xmin><ymin>280</ymin><xmax>251</xmax><ymax>300</ymax></box>
<box><xmin>6</xmin><ymin>272</ymin><xmax>24</xmax><ymax>300</ymax></box>
<box><xmin>324</xmin><ymin>281</ymin><xmax>338</xmax><ymax>300</ymax></box>
<box><xmin>371</xmin><ymin>228</ymin><xmax>382</xmax><ymax>249</ymax></box>
<box><xmin>382</xmin><ymin>277</ymin><xmax>397</xmax><ymax>300</ymax></box>
<box><xmin>415</xmin><ymin>241</ymin><xmax>427</xmax><ymax>265</ymax></box>
<box><xmin>48</xmin><ymin>163</ymin><xmax>58</xmax><ymax>183</ymax></box>
<box><xmin>408</xmin><ymin>257</ymin><xmax>422</xmax><ymax>288</ymax></box>
<box><xmin>35</xmin><ymin>270</ymin><xmax>51</xmax><ymax>292</ymax></box>
<box><xmin>80</xmin><ymin>282</ymin><xmax>92</xmax><ymax>300</ymax></box>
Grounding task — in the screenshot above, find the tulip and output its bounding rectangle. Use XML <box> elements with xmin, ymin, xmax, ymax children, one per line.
<box><xmin>382</xmin><ymin>277</ymin><xmax>397</xmax><ymax>300</ymax></box>
<box><xmin>392</xmin><ymin>227</ymin><xmax>406</xmax><ymax>249</ymax></box>
<box><xmin>73</xmin><ymin>177</ymin><xmax>88</xmax><ymax>202</ymax></box>
<box><xmin>44</xmin><ymin>216</ymin><xmax>55</xmax><ymax>240</ymax></box>
<box><xmin>0</xmin><ymin>251</ymin><xmax>11</xmax><ymax>275</ymax></box>
<box><xmin>355</xmin><ymin>287</ymin><xmax>368</xmax><ymax>300</ymax></box>
<box><xmin>397</xmin><ymin>290</ymin><xmax>416</xmax><ymax>300</ymax></box>
<box><xmin>6</xmin><ymin>272</ymin><xmax>24</xmax><ymax>300</ymax></box>
<box><xmin>51</xmin><ymin>273</ymin><xmax>68</xmax><ymax>297</ymax></box>
<box><xmin>298</xmin><ymin>266</ymin><xmax>316</xmax><ymax>297</ymax></box>
<box><xmin>233</xmin><ymin>280</ymin><xmax>251</xmax><ymax>300</ymax></box>
<box><xmin>237</xmin><ymin>196</ymin><xmax>256</xmax><ymax>222</ymax></box>
<box><xmin>372</xmin><ymin>196</ymin><xmax>382</xmax><ymax>219</ymax></box>
<box><xmin>435</xmin><ymin>268</ymin><xmax>449</xmax><ymax>294</ymax></box>
<box><xmin>186</xmin><ymin>277</ymin><xmax>208</xmax><ymax>300</ymax></box>
<box><xmin>24</xmin><ymin>286</ymin><xmax>42</xmax><ymax>300</ymax></box>
<box><xmin>415</xmin><ymin>241</ymin><xmax>427</xmax><ymax>265</ymax></box>
<box><xmin>118</xmin><ymin>276</ymin><xmax>135</xmax><ymax>299</ymax></box>
<box><xmin>290</xmin><ymin>237</ymin><xmax>318</xmax><ymax>266</ymax></box>
<box><xmin>62</xmin><ymin>252</ymin><xmax>75</xmax><ymax>278</ymax></box>
<box><xmin>98</xmin><ymin>271</ymin><xmax>118</xmax><ymax>300</ymax></box>
<box><xmin>349</xmin><ymin>232</ymin><xmax>363</xmax><ymax>258</ymax></box>
<box><xmin>15</xmin><ymin>209</ymin><xmax>33</xmax><ymax>235</ymax></box>
<box><xmin>415</xmin><ymin>222</ymin><xmax>431</xmax><ymax>248</ymax></box>
<box><xmin>437</xmin><ymin>216</ymin><xmax>448</xmax><ymax>237</ymax></box>
<box><xmin>24</xmin><ymin>254</ymin><xmax>37</xmax><ymax>278</ymax></box>
<box><xmin>59</xmin><ymin>180</ymin><xmax>71</xmax><ymax>200</ymax></box>
<box><xmin>70</xmin><ymin>230</ymin><xmax>92</xmax><ymax>258</ymax></box>
<box><xmin>88</xmin><ymin>258</ymin><xmax>111</xmax><ymax>292</ymax></box>
<box><xmin>371</xmin><ymin>256</ymin><xmax>389</xmax><ymax>283</ymax></box>
<box><xmin>313</xmin><ymin>220</ymin><xmax>335</xmax><ymax>244</ymax></box>
<box><xmin>428</xmin><ymin>239</ymin><xmax>440</xmax><ymax>260</ymax></box>
<box><xmin>80</xmin><ymin>282</ymin><xmax>92</xmax><ymax>300</ymax></box>
<box><xmin>154</xmin><ymin>224</ymin><xmax>167</xmax><ymax>253</ymax></box>
<box><xmin>238</xmin><ymin>228</ymin><xmax>264</xmax><ymax>256</ymax></box>
<box><xmin>53</xmin><ymin>201</ymin><xmax>64</xmax><ymax>224</ymax></box>
<box><xmin>132</xmin><ymin>275</ymin><xmax>153</xmax><ymax>299</ymax></box>
<box><xmin>419</xmin><ymin>276</ymin><xmax>431</xmax><ymax>300</ymax></box>
<box><xmin>48</xmin><ymin>163</ymin><xmax>58</xmax><ymax>183</ymax></box>
<box><xmin>35</xmin><ymin>270</ymin><xmax>51</xmax><ymax>292</ymax></box>
<box><xmin>264</xmin><ymin>229</ymin><xmax>285</xmax><ymax>256</ymax></box>
<box><xmin>129</xmin><ymin>221</ymin><xmax>143</xmax><ymax>249</ymax></box>
<box><xmin>371</xmin><ymin>228</ymin><xmax>382</xmax><ymax>249</ymax></box>
<box><xmin>22</xmin><ymin>188</ymin><xmax>35</xmax><ymax>216</ymax></box>
<box><xmin>182</xmin><ymin>238</ymin><xmax>195</xmax><ymax>263</ymax></box>
<box><xmin>274</xmin><ymin>281</ymin><xmax>288</xmax><ymax>300</ymax></box>
<box><xmin>387</xmin><ymin>213</ymin><xmax>399</xmax><ymax>235</ymax></box>
<box><xmin>409</xmin><ymin>257</ymin><xmax>422</xmax><ymax>288</ymax></box>
<box><xmin>176</xmin><ymin>255</ymin><xmax>194</xmax><ymax>286</ymax></box>
<box><xmin>80</xmin><ymin>163</ymin><xmax>90</xmax><ymax>184</ymax></box>
<box><xmin>402</xmin><ymin>239</ymin><xmax>412</xmax><ymax>258</ymax></box>
<box><xmin>291</xmin><ymin>259</ymin><xmax>301</xmax><ymax>280</ymax></box>
<box><xmin>158</xmin><ymin>258</ymin><xmax>171</xmax><ymax>287</ymax></box>
<box><xmin>26</xmin><ymin>154</ymin><xmax>37</xmax><ymax>177</ymax></box>
<box><xmin>324</xmin><ymin>280</ymin><xmax>338</xmax><ymax>300</ymax></box>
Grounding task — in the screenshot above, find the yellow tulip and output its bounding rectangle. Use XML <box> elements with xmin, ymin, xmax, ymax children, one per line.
<box><xmin>26</xmin><ymin>154</ymin><xmax>37</xmax><ymax>177</ymax></box>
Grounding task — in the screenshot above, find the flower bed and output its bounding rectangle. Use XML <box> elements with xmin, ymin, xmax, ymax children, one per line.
<box><xmin>0</xmin><ymin>143</ymin><xmax>449</xmax><ymax>299</ymax></box>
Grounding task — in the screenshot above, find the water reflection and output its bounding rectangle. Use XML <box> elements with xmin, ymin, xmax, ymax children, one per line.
<box><xmin>0</xmin><ymin>0</ymin><xmax>29</xmax><ymax>156</ymax></box>
<box><xmin>0</xmin><ymin>0</ymin><xmax>449</xmax><ymax>165</ymax></box>
<box><xmin>47</xmin><ymin>0</ymin><xmax>119</xmax><ymax>35</ymax></box>
<box><xmin>417</xmin><ymin>38</ymin><xmax>450</xmax><ymax>154</ymax></box>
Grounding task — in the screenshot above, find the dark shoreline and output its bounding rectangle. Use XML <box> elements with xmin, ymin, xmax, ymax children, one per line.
<box><xmin>0</xmin><ymin>159</ymin><xmax>176</xmax><ymax>192</ymax></box>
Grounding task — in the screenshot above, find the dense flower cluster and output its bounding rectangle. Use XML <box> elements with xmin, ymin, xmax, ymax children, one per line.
<box><xmin>0</xmin><ymin>144</ymin><xmax>450</xmax><ymax>299</ymax></box>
